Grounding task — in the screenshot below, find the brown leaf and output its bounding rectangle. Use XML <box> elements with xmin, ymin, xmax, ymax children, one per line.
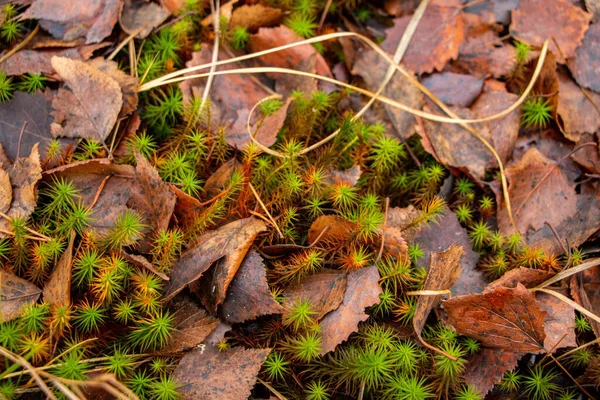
<box><xmin>204</xmin><ymin>159</ymin><xmax>243</xmax><ymax>199</ymax></box>
<box><xmin>557</xmin><ymin>71</ymin><xmax>600</xmax><ymax>142</ymax></box>
<box><xmin>22</xmin><ymin>0</ymin><xmax>123</xmax><ymax>44</ymax></box>
<box><xmin>497</xmin><ymin>147</ymin><xmax>577</xmax><ymax>235</ymax></box>
<box><xmin>0</xmin><ymin>145</ymin><xmax>42</xmax><ymax>240</ymax></box>
<box><xmin>463</xmin><ymin>348</ymin><xmax>523</xmax><ymax>396</ymax></box>
<box><xmin>249</xmin><ymin>26</ymin><xmax>333</xmax><ymax>95</ymax></box>
<box><xmin>170</xmin><ymin>185</ymin><xmax>202</xmax><ymax>231</ymax></box>
<box><xmin>230</xmin><ymin>4</ymin><xmax>283</xmax><ymax>32</ymax></box>
<box><xmin>0</xmin><ymin>169</ymin><xmax>10</xmax><ymax>213</ymax></box>
<box><xmin>50</xmin><ymin>57</ymin><xmax>123</xmax><ymax>142</ymax></box>
<box><xmin>0</xmin><ymin>269</ymin><xmax>42</xmax><ymax>322</ymax></box>
<box><xmin>89</xmin><ymin>58</ymin><xmax>139</xmax><ymax>117</ymax></box>
<box><xmin>420</xmin><ymin>105</ymin><xmax>494</xmax><ymax>179</ymax></box>
<box><xmin>571</xmin><ymin>265</ymin><xmax>600</xmax><ymax>338</ymax></box>
<box><xmin>486</xmin><ymin>268</ymin><xmax>553</xmax><ymax>292</ymax></box>
<box><xmin>471</xmin><ymin>88</ymin><xmax>520</xmax><ymax>164</ymax></box>
<box><xmin>164</xmin><ymin>217</ymin><xmax>266</xmax><ymax>303</ymax></box>
<box><xmin>221</xmin><ymin>251</ymin><xmax>284</xmax><ymax>323</ymax></box>
<box><xmin>586</xmin><ymin>0</ymin><xmax>600</xmax><ymax>22</ymax></box>
<box><xmin>421</xmin><ymin>72</ymin><xmax>483</xmax><ymax>107</ymax></box>
<box><xmin>283</xmin><ymin>269</ymin><xmax>347</xmax><ymax>320</ymax></box>
<box><xmin>444</xmin><ymin>283</ymin><xmax>546</xmax><ymax>352</ymax></box>
<box><xmin>173</xmin><ymin>346</ymin><xmax>271</xmax><ymax>400</ymax></box>
<box><xmin>307</xmin><ymin>215</ymin><xmax>356</xmax><ymax>245</ymax></box>
<box><xmin>413</xmin><ymin>245</ymin><xmax>463</xmax><ymax>348</ymax></box>
<box><xmin>570</xmin><ymin>134</ymin><xmax>600</xmax><ymax>173</ymax></box>
<box><xmin>121</xmin><ymin>252</ymin><xmax>169</xmax><ymax>281</ymax></box>
<box><xmin>325</xmin><ymin>165</ymin><xmax>361</xmax><ymax>187</ymax></box>
<box><xmin>415</xmin><ymin>209</ymin><xmax>483</xmax><ymax>297</ymax></box>
<box><xmin>43</xmin><ymin>231</ymin><xmax>75</xmax><ymax>308</ymax></box>
<box><xmin>319</xmin><ymin>264</ymin><xmax>382</xmax><ymax>354</ymax></box>
<box><xmin>509</xmin><ymin>0</ymin><xmax>591</xmax><ymax>59</ymax></box>
<box><xmin>352</xmin><ymin>49</ymin><xmax>424</xmax><ymax>139</ymax></box>
<box><xmin>1</xmin><ymin>48</ymin><xmax>83</xmax><ymax>76</ymax></box>
<box><xmin>119</xmin><ymin>0</ymin><xmax>171</xmax><ymax>39</ymax></box>
<box><xmin>384</xmin><ymin>205</ymin><xmax>422</xmax><ymax>244</ymax></box>
<box><xmin>537</xmin><ymin>291</ymin><xmax>576</xmax><ymax>352</ymax></box>
<box><xmin>158</xmin><ymin>298</ymin><xmax>219</xmax><ymax>354</ymax></box>
<box><xmin>0</xmin><ymin>91</ymin><xmax>74</xmax><ymax>162</ymax></box>
<box><xmin>381</xmin><ymin>1</ymin><xmax>465</xmax><ymax>74</ymax></box>
<box><xmin>127</xmin><ymin>152</ymin><xmax>175</xmax><ymax>253</ymax></box>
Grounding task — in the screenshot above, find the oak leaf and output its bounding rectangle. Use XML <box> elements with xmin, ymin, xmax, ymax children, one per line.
<box><xmin>444</xmin><ymin>283</ymin><xmax>546</xmax><ymax>352</ymax></box>
<box><xmin>173</xmin><ymin>346</ymin><xmax>271</xmax><ymax>400</ymax></box>
<box><xmin>0</xmin><ymin>269</ymin><xmax>42</xmax><ymax>322</ymax></box>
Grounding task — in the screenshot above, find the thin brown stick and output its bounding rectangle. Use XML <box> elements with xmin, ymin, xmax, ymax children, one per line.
<box><xmin>87</xmin><ymin>175</ymin><xmax>112</xmax><ymax>212</ymax></box>
<box><xmin>248</xmin><ymin>182</ymin><xmax>283</xmax><ymax>238</ymax></box>
<box><xmin>16</xmin><ymin>121</ymin><xmax>28</xmax><ymax>160</ymax></box>
<box><xmin>0</xmin><ymin>346</ymin><xmax>56</xmax><ymax>399</ymax></box>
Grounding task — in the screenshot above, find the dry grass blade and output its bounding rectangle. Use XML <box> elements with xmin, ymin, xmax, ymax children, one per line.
<box><xmin>0</xmin><ymin>346</ymin><xmax>56</xmax><ymax>400</ymax></box>
<box><xmin>534</xmin><ymin>288</ymin><xmax>600</xmax><ymax>326</ymax></box>
<box><xmin>534</xmin><ymin>257</ymin><xmax>600</xmax><ymax>289</ymax></box>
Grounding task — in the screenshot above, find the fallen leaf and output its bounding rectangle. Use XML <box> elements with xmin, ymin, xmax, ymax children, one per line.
<box><xmin>421</xmin><ymin>72</ymin><xmax>483</xmax><ymax>107</ymax></box>
<box><xmin>471</xmin><ymin>88</ymin><xmax>520</xmax><ymax>164</ymax></box>
<box><xmin>307</xmin><ymin>215</ymin><xmax>356</xmax><ymax>245</ymax></box>
<box><xmin>557</xmin><ymin>72</ymin><xmax>600</xmax><ymax>142</ymax></box>
<box><xmin>249</xmin><ymin>26</ymin><xmax>333</xmax><ymax>95</ymax></box>
<box><xmin>571</xmin><ymin>265</ymin><xmax>600</xmax><ymax>338</ymax></box>
<box><xmin>384</xmin><ymin>205</ymin><xmax>422</xmax><ymax>244</ymax></box>
<box><xmin>127</xmin><ymin>152</ymin><xmax>176</xmax><ymax>253</ymax></box>
<box><xmin>89</xmin><ymin>58</ymin><xmax>139</xmax><ymax>117</ymax></box>
<box><xmin>1</xmin><ymin>48</ymin><xmax>83</xmax><ymax>76</ymax></box>
<box><xmin>0</xmin><ymin>145</ymin><xmax>42</xmax><ymax>240</ymax></box>
<box><xmin>221</xmin><ymin>251</ymin><xmax>284</xmax><ymax>323</ymax></box>
<box><xmin>22</xmin><ymin>0</ymin><xmax>123</xmax><ymax>44</ymax></box>
<box><xmin>537</xmin><ymin>291</ymin><xmax>576</xmax><ymax>351</ymax></box>
<box><xmin>164</xmin><ymin>217</ymin><xmax>267</xmax><ymax>303</ymax></box>
<box><xmin>319</xmin><ymin>264</ymin><xmax>382</xmax><ymax>354</ymax></box>
<box><xmin>173</xmin><ymin>346</ymin><xmax>271</xmax><ymax>400</ymax></box>
<box><xmin>159</xmin><ymin>298</ymin><xmax>219</xmax><ymax>354</ymax></box>
<box><xmin>0</xmin><ymin>91</ymin><xmax>74</xmax><ymax>162</ymax></box>
<box><xmin>444</xmin><ymin>283</ymin><xmax>546</xmax><ymax>352</ymax></box>
<box><xmin>413</xmin><ymin>245</ymin><xmax>463</xmax><ymax>350</ymax></box>
<box><xmin>170</xmin><ymin>185</ymin><xmax>202</xmax><ymax>231</ymax></box>
<box><xmin>497</xmin><ymin>147</ymin><xmax>578</xmax><ymax>235</ymax></box>
<box><xmin>486</xmin><ymin>268</ymin><xmax>553</xmax><ymax>292</ymax></box>
<box><xmin>121</xmin><ymin>252</ymin><xmax>169</xmax><ymax>281</ymax></box>
<box><xmin>463</xmin><ymin>348</ymin><xmax>523</xmax><ymax>396</ymax></box>
<box><xmin>180</xmin><ymin>47</ymin><xmax>273</xmax><ymax>149</ymax></box>
<box><xmin>160</xmin><ymin>0</ymin><xmax>185</xmax><ymax>15</ymax></box>
<box><xmin>352</xmin><ymin>49</ymin><xmax>424</xmax><ymax>139</ymax></box>
<box><xmin>50</xmin><ymin>57</ymin><xmax>123</xmax><ymax>142</ymax></box>
<box><xmin>204</xmin><ymin>159</ymin><xmax>243</xmax><ymax>199</ymax></box>
<box><xmin>230</xmin><ymin>4</ymin><xmax>283</xmax><ymax>32</ymax></box>
<box><xmin>414</xmin><ymin>208</ymin><xmax>483</xmax><ymax>297</ymax></box>
<box><xmin>283</xmin><ymin>269</ymin><xmax>347</xmax><ymax>320</ymax></box>
<box><xmin>0</xmin><ymin>269</ymin><xmax>42</xmax><ymax>322</ymax></box>
<box><xmin>325</xmin><ymin>165</ymin><xmax>361</xmax><ymax>187</ymax></box>
<box><xmin>205</xmin><ymin>321</ymin><xmax>232</xmax><ymax>346</ymax></box>
<box><xmin>381</xmin><ymin>1</ymin><xmax>465</xmax><ymax>74</ymax></box>
<box><xmin>43</xmin><ymin>231</ymin><xmax>75</xmax><ymax>308</ymax></box>
<box><xmin>420</xmin><ymin>105</ymin><xmax>495</xmax><ymax>179</ymax></box>
<box><xmin>570</xmin><ymin>134</ymin><xmax>600</xmax><ymax>173</ymax></box>
<box><xmin>585</xmin><ymin>0</ymin><xmax>600</xmax><ymax>21</ymax></box>
<box><xmin>0</xmin><ymin>169</ymin><xmax>10</xmax><ymax>213</ymax></box>
<box><xmin>509</xmin><ymin>0</ymin><xmax>591</xmax><ymax>59</ymax></box>
<box><xmin>119</xmin><ymin>0</ymin><xmax>171</xmax><ymax>39</ymax></box>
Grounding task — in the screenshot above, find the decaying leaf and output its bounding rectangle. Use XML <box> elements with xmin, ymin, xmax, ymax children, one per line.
<box><xmin>463</xmin><ymin>348</ymin><xmax>523</xmax><ymax>396</ymax></box>
<box><xmin>119</xmin><ymin>0</ymin><xmax>170</xmax><ymax>39</ymax></box>
<box><xmin>127</xmin><ymin>152</ymin><xmax>175</xmax><ymax>253</ymax></box>
<box><xmin>509</xmin><ymin>0</ymin><xmax>591</xmax><ymax>59</ymax></box>
<box><xmin>319</xmin><ymin>264</ymin><xmax>381</xmax><ymax>354</ymax></box>
<box><xmin>89</xmin><ymin>58</ymin><xmax>139</xmax><ymax>117</ymax></box>
<box><xmin>221</xmin><ymin>251</ymin><xmax>284</xmax><ymax>323</ymax></box>
<box><xmin>414</xmin><ymin>209</ymin><xmax>483</xmax><ymax>297</ymax></box>
<box><xmin>0</xmin><ymin>91</ymin><xmax>73</xmax><ymax>162</ymax></box>
<box><xmin>413</xmin><ymin>245</ymin><xmax>463</xmax><ymax>350</ymax></box>
<box><xmin>497</xmin><ymin>147</ymin><xmax>578</xmax><ymax>235</ymax></box>
<box><xmin>571</xmin><ymin>18</ymin><xmax>600</xmax><ymax>92</ymax></box>
<box><xmin>0</xmin><ymin>145</ymin><xmax>43</xmax><ymax>240</ymax></box>
<box><xmin>383</xmin><ymin>205</ymin><xmax>422</xmax><ymax>244</ymax></box>
<box><xmin>537</xmin><ymin>291</ymin><xmax>576</xmax><ymax>351</ymax></box>
<box><xmin>0</xmin><ymin>269</ymin><xmax>42</xmax><ymax>322</ymax></box>
<box><xmin>22</xmin><ymin>0</ymin><xmax>123</xmax><ymax>44</ymax></box>
<box><xmin>307</xmin><ymin>215</ymin><xmax>356</xmax><ymax>245</ymax></box>
<box><xmin>0</xmin><ymin>169</ymin><xmax>10</xmax><ymax>213</ymax></box>
<box><xmin>283</xmin><ymin>269</ymin><xmax>347</xmax><ymax>320</ymax></box>
<box><xmin>444</xmin><ymin>283</ymin><xmax>546</xmax><ymax>352</ymax></box>
<box><xmin>173</xmin><ymin>346</ymin><xmax>271</xmax><ymax>400</ymax></box>
<box><xmin>230</xmin><ymin>4</ymin><xmax>283</xmax><ymax>32</ymax></box>
<box><xmin>164</xmin><ymin>217</ymin><xmax>266</xmax><ymax>303</ymax></box>
<box><xmin>381</xmin><ymin>1</ymin><xmax>465</xmax><ymax>74</ymax></box>
<box><xmin>50</xmin><ymin>56</ymin><xmax>123</xmax><ymax>142</ymax></box>
<box><xmin>486</xmin><ymin>268</ymin><xmax>553</xmax><ymax>292</ymax></box>
<box><xmin>571</xmin><ymin>265</ymin><xmax>600</xmax><ymax>338</ymax></box>
<box><xmin>1</xmin><ymin>48</ymin><xmax>89</xmax><ymax>76</ymax></box>
<box><xmin>421</xmin><ymin>72</ymin><xmax>483</xmax><ymax>107</ymax></box>
<box><xmin>43</xmin><ymin>231</ymin><xmax>75</xmax><ymax>308</ymax></box>
<box><xmin>557</xmin><ymin>72</ymin><xmax>600</xmax><ymax>143</ymax></box>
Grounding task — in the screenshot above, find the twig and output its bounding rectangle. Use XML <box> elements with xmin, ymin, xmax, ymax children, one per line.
<box><xmin>248</xmin><ymin>182</ymin><xmax>283</xmax><ymax>239</ymax></box>
<box><xmin>16</xmin><ymin>121</ymin><xmax>28</xmax><ymax>160</ymax></box>
<box><xmin>108</xmin><ymin>26</ymin><xmax>144</xmax><ymax>60</ymax></box>
<box><xmin>0</xmin><ymin>346</ymin><xmax>56</xmax><ymax>399</ymax></box>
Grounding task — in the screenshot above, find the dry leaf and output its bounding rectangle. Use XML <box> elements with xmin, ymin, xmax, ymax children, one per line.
<box><xmin>319</xmin><ymin>264</ymin><xmax>382</xmax><ymax>354</ymax></box>
<box><xmin>283</xmin><ymin>269</ymin><xmax>347</xmax><ymax>320</ymax></box>
<box><xmin>0</xmin><ymin>145</ymin><xmax>42</xmax><ymax>240</ymax></box>
<box><xmin>0</xmin><ymin>91</ymin><xmax>74</xmax><ymax>162</ymax></box>
<box><xmin>127</xmin><ymin>152</ymin><xmax>176</xmax><ymax>253</ymax></box>
<box><xmin>0</xmin><ymin>169</ymin><xmax>10</xmax><ymax>213</ymax></box>
<box><xmin>204</xmin><ymin>159</ymin><xmax>242</xmax><ymax>198</ymax></box>
<box><xmin>381</xmin><ymin>1</ymin><xmax>465</xmax><ymax>74</ymax></box>
<box><xmin>486</xmin><ymin>268</ymin><xmax>554</xmax><ymax>292</ymax></box>
<box><xmin>121</xmin><ymin>252</ymin><xmax>169</xmax><ymax>281</ymax></box>
<box><xmin>384</xmin><ymin>205</ymin><xmax>422</xmax><ymax>244</ymax></box>
<box><xmin>421</xmin><ymin>72</ymin><xmax>483</xmax><ymax>107</ymax></box>
<box><xmin>173</xmin><ymin>346</ymin><xmax>271</xmax><ymax>400</ymax></box>
<box><xmin>230</xmin><ymin>4</ymin><xmax>283</xmax><ymax>32</ymax></box>
<box><xmin>50</xmin><ymin>56</ymin><xmax>123</xmax><ymax>142</ymax></box>
<box><xmin>221</xmin><ymin>251</ymin><xmax>284</xmax><ymax>323</ymax></box>
<box><xmin>414</xmin><ymin>209</ymin><xmax>483</xmax><ymax>297</ymax></box>
<box><xmin>463</xmin><ymin>348</ymin><xmax>523</xmax><ymax>396</ymax></box>
<box><xmin>352</xmin><ymin>49</ymin><xmax>424</xmax><ymax>139</ymax></box>
<box><xmin>557</xmin><ymin>71</ymin><xmax>600</xmax><ymax>143</ymax></box>
<box><xmin>444</xmin><ymin>283</ymin><xmax>546</xmax><ymax>352</ymax></box>
<box><xmin>170</xmin><ymin>185</ymin><xmax>202</xmax><ymax>231</ymax></box>
<box><xmin>537</xmin><ymin>291</ymin><xmax>576</xmax><ymax>352</ymax></box>
<box><xmin>43</xmin><ymin>231</ymin><xmax>75</xmax><ymax>308</ymax></box>
<box><xmin>571</xmin><ymin>265</ymin><xmax>600</xmax><ymax>338</ymax></box>
<box><xmin>89</xmin><ymin>58</ymin><xmax>139</xmax><ymax>117</ymax></box>
<box><xmin>325</xmin><ymin>165</ymin><xmax>361</xmax><ymax>187</ymax></box>
<box><xmin>307</xmin><ymin>215</ymin><xmax>356</xmax><ymax>245</ymax></box>
<box><xmin>413</xmin><ymin>245</ymin><xmax>463</xmax><ymax>349</ymax></box>
<box><xmin>119</xmin><ymin>0</ymin><xmax>171</xmax><ymax>39</ymax></box>
<box><xmin>22</xmin><ymin>0</ymin><xmax>123</xmax><ymax>44</ymax></box>
<box><xmin>164</xmin><ymin>217</ymin><xmax>266</xmax><ymax>303</ymax></box>
<box><xmin>497</xmin><ymin>147</ymin><xmax>578</xmax><ymax>235</ymax></box>
<box><xmin>0</xmin><ymin>269</ymin><xmax>42</xmax><ymax>322</ymax></box>
<box><xmin>509</xmin><ymin>0</ymin><xmax>591</xmax><ymax>59</ymax></box>
<box><xmin>1</xmin><ymin>48</ymin><xmax>82</xmax><ymax>76</ymax></box>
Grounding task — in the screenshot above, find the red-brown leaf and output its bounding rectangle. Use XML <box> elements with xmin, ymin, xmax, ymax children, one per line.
<box><xmin>283</xmin><ymin>269</ymin><xmax>347</xmax><ymax>320</ymax></box>
<box><xmin>43</xmin><ymin>231</ymin><xmax>75</xmax><ymax>308</ymax></box>
<box><xmin>0</xmin><ymin>269</ymin><xmax>42</xmax><ymax>322</ymax></box>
